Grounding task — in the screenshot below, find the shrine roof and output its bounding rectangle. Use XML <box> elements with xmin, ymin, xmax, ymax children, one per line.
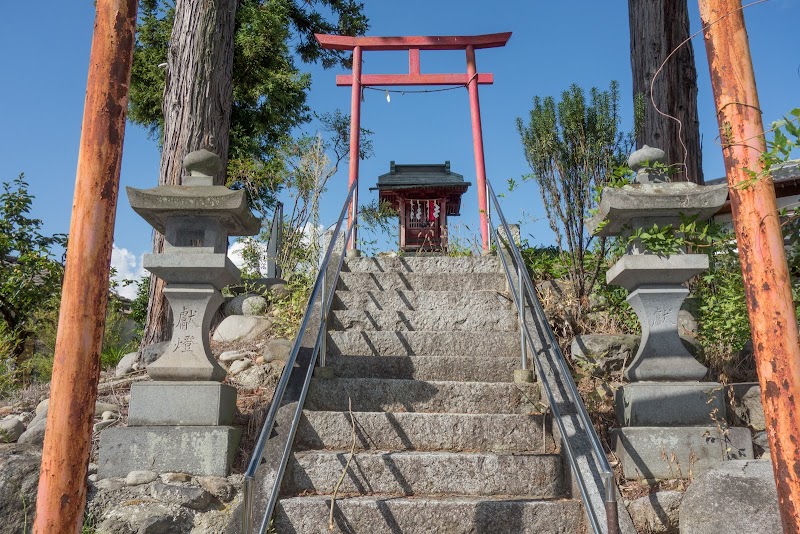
<box><xmin>371</xmin><ymin>161</ymin><xmax>471</xmax><ymax>191</ymax></box>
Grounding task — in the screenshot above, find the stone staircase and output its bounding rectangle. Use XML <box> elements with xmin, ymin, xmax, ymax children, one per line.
<box><xmin>271</xmin><ymin>256</ymin><xmax>586</xmax><ymax>533</ymax></box>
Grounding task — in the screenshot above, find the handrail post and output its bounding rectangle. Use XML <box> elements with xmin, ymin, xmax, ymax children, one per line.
<box><xmin>320</xmin><ymin>273</ymin><xmax>328</xmax><ymax>368</ymax></box>
<box><xmin>605</xmin><ymin>472</ymin><xmax>619</xmax><ymax>534</ymax></box>
<box><xmin>242</xmin><ymin>477</ymin><xmax>253</xmax><ymax>534</ymax></box>
<box><xmin>517</xmin><ymin>262</ymin><xmax>528</xmax><ymax>370</ymax></box>
<box><xmin>486</xmin><ymin>183</ymin><xmax>492</xmax><ymax>251</ymax></box>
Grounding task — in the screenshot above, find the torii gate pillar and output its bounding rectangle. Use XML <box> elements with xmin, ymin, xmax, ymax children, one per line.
<box><xmin>315</xmin><ymin>32</ymin><xmax>512</xmax><ymax>253</ymax></box>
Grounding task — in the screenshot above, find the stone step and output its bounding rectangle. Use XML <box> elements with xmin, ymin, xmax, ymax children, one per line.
<box><xmin>336</xmin><ymin>272</ymin><xmax>507</xmax><ymax>292</ymax></box>
<box><xmin>330</xmin><ymin>309</ymin><xmax>519</xmax><ymax>332</ymax></box>
<box><xmin>327</xmin><ymin>331</ymin><xmax>520</xmax><ymax>357</ymax></box>
<box><xmin>328</xmin><ymin>354</ymin><xmax>526</xmax><ymax>382</ymax></box>
<box><xmin>343</xmin><ymin>255</ymin><xmax>501</xmax><ymax>274</ymax></box>
<box><xmin>305</xmin><ymin>378</ymin><xmax>540</xmax><ymax>414</ymax></box>
<box><xmin>295</xmin><ymin>411</ymin><xmax>553</xmax><ymax>453</ymax></box>
<box><xmin>275</xmin><ymin>495</ymin><xmax>585</xmax><ymax>533</ymax></box>
<box><xmin>332</xmin><ymin>289</ymin><xmax>513</xmax><ymax>312</ymax></box>
<box><xmin>282</xmin><ymin>450</ymin><xmax>565</xmax><ymax>498</ymax></box>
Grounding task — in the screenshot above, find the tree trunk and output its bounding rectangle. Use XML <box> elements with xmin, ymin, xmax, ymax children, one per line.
<box><xmin>141</xmin><ymin>0</ymin><xmax>238</xmax><ymax>348</ymax></box>
<box><xmin>629</xmin><ymin>0</ymin><xmax>704</xmax><ymax>183</ymax></box>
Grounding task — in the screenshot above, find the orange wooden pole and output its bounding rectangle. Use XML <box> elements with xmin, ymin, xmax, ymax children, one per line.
<box><xmin>699</xmin><ymin>1</ymin><xmax>800</xmax><ymax>530</ymax></box>
<box><xmin>33</xmin><ymin>0</ymin><xmax>137</xmax><ymax>531</ymax></box>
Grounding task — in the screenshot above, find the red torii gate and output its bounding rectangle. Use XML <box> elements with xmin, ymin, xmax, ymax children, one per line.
<box><xmin>314</xmin><ymin>32</ymin><xmax>512</xmax><ymax>253</ymax></box>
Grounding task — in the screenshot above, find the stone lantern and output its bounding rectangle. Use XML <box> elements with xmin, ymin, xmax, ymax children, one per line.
<box><xmin>99</xmin><ymin>149</ymin><xmax>260</xmax><ymax>478</ymax></box>
<box><xmin>588</xmin><ymin>145</ymin><xmax>753</xmax><ymax>480</ymax></box>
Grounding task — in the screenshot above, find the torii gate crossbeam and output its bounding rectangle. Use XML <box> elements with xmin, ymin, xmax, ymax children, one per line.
<box><xmin>315</xmin><ymin>32</ymin><xmax>512</xmax><ymax>253</ymax></box>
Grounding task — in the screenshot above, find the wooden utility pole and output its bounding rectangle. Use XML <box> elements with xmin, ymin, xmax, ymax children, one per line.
<box><xmin>33</xmin><ymin>0</ymin><xmax>137</xmax><ymax>532</ymax></box>
<box><xmin>141</xmin><ymin>0</ymin><xmax>238</xmax><ymax>348</ymax></box>
<box><xmin>699</xmin><ymin>1</ymin><xmax>800</xmax><ymax>530</ymax></box>
<box><xmin>629</xmin><ymin>0</ymin><xmax>704</xmax><ymax>183</ymax></box>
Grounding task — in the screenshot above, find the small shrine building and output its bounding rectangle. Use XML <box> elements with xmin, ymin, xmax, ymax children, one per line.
<box><xmin>371</xmin><ymin>161</ymin><xmax>471</xmax><ymax>252</ymax></box>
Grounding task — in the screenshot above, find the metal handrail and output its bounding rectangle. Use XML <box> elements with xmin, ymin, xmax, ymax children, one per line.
<box><xmin>486</xmin><ymin>179</ymin><xmax>619</xmax><ymax>534</ymax></box>
<box><xmin>242</xmin><ymin>182</ymin><xmax>357</xmax><ymax>534</ymax></box>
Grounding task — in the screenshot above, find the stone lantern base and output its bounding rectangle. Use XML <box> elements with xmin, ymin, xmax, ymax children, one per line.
<box><xmin>612</xmin><ymin>426</ymin><xmax>753</xmax><ymax>481</ymax></box>
<box><xmin>98</xmin><ymin>426</ymin><xmax>241</xmax><ymax>478</ymax></box>
<box><xmin>97</xmin><ymin>381</ymin><xmax>241</xmax><ymax>478</ymax></box>
<box><xmin>611</xmin><ymin>381</ymin><xmax>753</xmax><ymax>479</ymax></box>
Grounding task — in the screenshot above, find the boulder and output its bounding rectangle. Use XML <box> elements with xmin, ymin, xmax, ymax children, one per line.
<box><xmin>728</xmin><ymin>382</ymin><xmax>766</xmax><ymax>431</ymax></box>
<box><xmin>228</xmin><ymin>359</ymin><xmax>252</xmax><ymax>376</ymax></box>
<box><xmin>212</xmin><ymin>316</ymin><xmax>273</xmax><ymax>343</ymax></box>
<box><xmin>35</xmin><ymin>398</ymin><xmax>49</xmax><ymax>417</ymax></box>
<box><xmin>18</xmin><ymin>416</ymin><xmax>47</xmax><ymax>446</ymax></box>
<box><xmin>233</xmin><ymin>363</ymin><xmax>282</xmax><ymax>391</ymax></box>
<box><xmin>753</xmin><ymin>431</ymin><xmax>770</xmax><ymax>457</ymax></box>
<box><xmin>141</xmin><ymin>341</ymin><xmax>170</xmax><ymax>366</ymax></box>
<box><xmin>95</xmin><ymin>402</ymin><xmax>120</xmax><ymax>416</ymax></box>
<box><xmin>267</xmin><ymin>282</ymin><xmax>290</xmax><ymax>300</ymax></box>
<box><xmin>0</xmin><ymin>444</ymin><xmax>41</xmax><ymax>532</ymax></box>
<box><xmin>160</xmin><ymin>472</ymin><xmax>191</xmax><ymax>484</ymax></box>
<box><xmin>627</xmin><ymin>490</ymin><xmax>682</xmax><ymax>534</ymax></box>
<box><xmin>218</xmin><ymin>350</ymin><xmax>250</xmax><ymax>363</ymax></box>
<box><xmin>0</xmin><ymin>417</ymin><xmax>25</xmax><ymax>443</ymax></box>
<box><xmin>262</xmin><ymin>338</ymin><xmax>293</xmax><ymax>363</ymax></box>
<box><xmin>224</xmin><ymin>293</ymin><xmax>268</xmax><ymax>316</ymax></box>
<box><xmin>197</xmin><ymin>476</ymin><xmax>235</xmax><ymax>502</ymax></box>
<box><xmin>95</xmin><ymin>478</ymin><xmax>125</xmax><ymax>491</ymax></box>
<box><xmin>115</xmin><ymin>352</ymin><xmax>139</xmax><ymax>377</ymax></box>
<box><xmin>125</xmin><ymin>470</ymin><xmax>159</xmax><ymax>486</ymax></box>
<box><xmin>571</xmin><ymin>334</ymin><xmax>701</xmax><ymax>377</ymax></box>
<box><xmin>678</xmin><ymin>309</ymin><xmax>699</xmax><ymax>338</ymax></box>
<box><xmin>571</xmin><ymin>334</ymin><xmax>639</xmax><ymax>374</ymax></box>
<box><xmin>97</xmin><ymin>502</ymin><xmax>192</xmax><ymax>534</ymax></box>
<box><xmin>232</xmin><ymin>365</ymin><xmax>268</xmax><ymax>391</ymax></box>
<box><xmin>679</xmin><ymin>460</ymin><xmax>780</xmax><ymax>534</ymax></box>
<box><xmin>229</xmin><ymin>277</ymin><xmax>288</xmax><ymax>297</ymax></box>
<box><xmin>149</xmin><ymin>482</ymin><xmax>212</xmax><ymax>511</ymax></box>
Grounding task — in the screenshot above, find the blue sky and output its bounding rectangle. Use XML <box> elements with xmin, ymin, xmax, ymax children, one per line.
<box><xmin>1</xmin><ymin>1</ymin><xmax>797</xmax><ymax>296</ymax></box>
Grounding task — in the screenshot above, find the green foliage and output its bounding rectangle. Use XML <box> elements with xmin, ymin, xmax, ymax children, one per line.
<box><xmin>517</xmin><ymin>81</ymin><xmax>634</xmax><ymax>311</ymax></box>
<box><xmin>24</xmin><ymin>292</ymin><xmax>137</xmax><ymax>385</ymax></box>
<box><xmin>271</xmin><ymin>274</ymin><xmax>313</xmax><ymax>339</ymax></box>
<box><xmin>623</xmin><ymin>215</ymin><xmax>714</xmax><ymax>257</ymax></box>
<box><xmin>360</xmin><ymin>200</ymin><xmax>398</xmax><ymax>236</ymax></box>
<box><xmin>742</xmin><ymin>108</ymin><xmax>800</xmax><ymax>188</ymax></box>
<box><xmin>100</xmin><ymin>297</ymin><xmax>138</xmax><ymax>370</ymax></box>
<box><xmin>129</xmin><ymin>276</ymin><xmax>151</xmax><ymax>333</ymax></box>
<box><xmin>357</xmin><ymin>199</ymin><xmax>399</xmax><ymax>255</ymax></box>
<box><xmin>0</xmin><ymin>322</ymin><xmax>22</xmax><ymax>396</ymax></box>
<box><xmin>690</xmin><ymin>228</ymin><xmax>752</xmax><ymax>382</ymax></box>
<box><xmin>519</xmin><ymin>244</ymin><xmax>570</xmax><ymax>281</ymax></box>
<box><xmin>693</xmin><ymin>109</ymin><xmax>800</xmax><ymax>382</ymax></box>
<box><xmin>0</xmin><ymin>175</ymin><xmax>66</xmax><ymax>357</ymax></box>
<box><xmin>237</xmin><ymin>120</ymin><xmax>373</xmax><ymax>279</ymax></box>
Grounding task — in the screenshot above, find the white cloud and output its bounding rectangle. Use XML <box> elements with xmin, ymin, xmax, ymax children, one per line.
<box><xmin>110</xmin><ymin>244</ymin><xmax>146</xmax><ymax>300</ymax></box>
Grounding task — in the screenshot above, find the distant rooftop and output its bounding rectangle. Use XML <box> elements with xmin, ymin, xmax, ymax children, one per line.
<box><xmin>706</xmin><ymin>159</ymin><xmax>799</xmax><ymax>186</ymax></box>
<box><xmin>709</xmin><ymin>159</ymin><xmax>799</xmax><ymax>214</ymax></box>
<box><xmin>371</xmin><ymin>161</ymin><xmax>471</xmax><ymax>191</ymax></box>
